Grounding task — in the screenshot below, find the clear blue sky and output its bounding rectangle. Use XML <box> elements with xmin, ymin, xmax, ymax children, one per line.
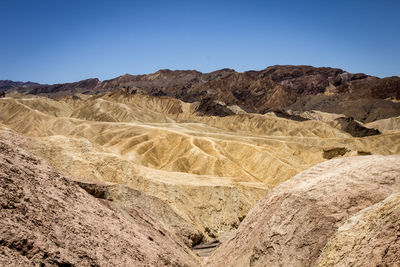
<box><xmin>1</xmin><ymin>0</ymin><xmax>399</xmax><ymax>84</ymax></box>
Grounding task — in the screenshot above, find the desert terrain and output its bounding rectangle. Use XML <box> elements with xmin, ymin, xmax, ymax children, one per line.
<box><xmin>1</xmin><ymin>66</ymin><xmax>399</xmax><ymax>266</ymax></box>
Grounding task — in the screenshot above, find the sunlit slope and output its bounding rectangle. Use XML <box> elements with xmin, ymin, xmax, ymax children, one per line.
<box><xmin>1</xmin><ymin>93</ymin><xmax>399</xmax><ymax>238</ymax></box>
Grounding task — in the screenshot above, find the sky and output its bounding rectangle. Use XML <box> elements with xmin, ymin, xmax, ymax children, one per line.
<box><xmin>0</xmin><ymin>0</ymin><xmax>399</xmax><ymax>84</ymax></box>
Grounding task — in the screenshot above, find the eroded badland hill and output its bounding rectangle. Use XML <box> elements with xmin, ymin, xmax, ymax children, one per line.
<box><xmin>1</xmin><ymin>65</ymin><xmax>400</xmax><ymax>266</ymax></box>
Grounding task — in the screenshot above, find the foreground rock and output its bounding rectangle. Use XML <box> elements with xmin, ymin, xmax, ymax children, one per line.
<box><xmin>206</xmin><ymin>155</ymin><xmax>400</xmax><ymax>267</ymax></box>
<box><xmin>0</xmin><ymin>131</ymin><xmax>199</xmax><ymax>266</ymax></box>
<box><xmin>318</xmin><ymin>193</ymin><xmax>400</xmax><ymax>266</ymax></box>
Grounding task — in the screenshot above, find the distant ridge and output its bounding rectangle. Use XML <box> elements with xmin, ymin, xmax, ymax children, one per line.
<box><xmin>2</xmin><ymin>65</ymin><xmax>400</xmax><ymax>122</ymax></box>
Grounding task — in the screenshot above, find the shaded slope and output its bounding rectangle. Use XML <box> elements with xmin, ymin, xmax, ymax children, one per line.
<box><xmin>0</xmin><ymin>131</ymin><xmax>199</xmax><ymax>267</ymax></box>
<box><xmin>206</xmin><ymin>155</ymin><xmax>400</xmax><ymax>267</ymax></box>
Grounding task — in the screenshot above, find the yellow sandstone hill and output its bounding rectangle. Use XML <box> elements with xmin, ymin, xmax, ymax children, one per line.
<box><xmin>1</xmin><ymin>91</ymin><xmax>399</xmax><ymax>242</ymax></box>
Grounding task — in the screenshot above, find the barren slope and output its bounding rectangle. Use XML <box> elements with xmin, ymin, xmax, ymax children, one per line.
<box><xmin>0</xmin><ymin>130</ymin><xmax>199</xmax><ymax>267</ymax></box>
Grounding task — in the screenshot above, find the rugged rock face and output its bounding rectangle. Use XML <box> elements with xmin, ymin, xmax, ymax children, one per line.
<box><xmin>317</xmin><ymin>193</ymin><xmax>400</xmax><ymax>267</ymax></box>
<box><xmin>0</xmin><ymin>131</ymin><xmax>200</xmax><ymax>267</ymax></box>
<box><xmin>206</xmin><ymin>155</ymin><xmax>400</xmax><ymax>267</ymax></box>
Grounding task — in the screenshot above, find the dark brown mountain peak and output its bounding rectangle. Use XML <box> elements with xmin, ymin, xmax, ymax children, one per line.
<box><xmin>0</xmin><ymin>80</ymin><xmax>41</xmax><ymax>93</ymax></box>
<box><xmin>202</xmin><ymin>68</ymin><xmax>236</xmax><ymax>81</ymax></box>
<box><xmin>27</xmin><ymin>78</ymin><xmax>101</xmax><ymax>95</ymax></box>
<box><xmin>211</xmin><ymin>68</ymin><xmax>235</xmax><ymax>73</ymax></box>
<box><xmin>154</xmin><ymin>69</ymin><xmax>202</xmax><ymax>75</ymax></box>
<box><xmin>263</xmin><ymin>65</ymin><xmax>345</xmax><ymax>81</ymax></box>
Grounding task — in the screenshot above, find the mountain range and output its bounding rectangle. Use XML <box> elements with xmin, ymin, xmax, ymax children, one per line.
<box><xmin>2</xmin><ymin>65</ymin><xmax>400</xmax><ymax>122</ymax></box>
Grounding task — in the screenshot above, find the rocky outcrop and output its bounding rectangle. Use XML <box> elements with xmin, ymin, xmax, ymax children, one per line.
<box><xmin>318</xmin><ymin>193</ymin><xmax>400</xmax><ymax>266</ymax></box>
<box><xmin>206</xmin><ymin>155</ymin><xmax>400</xmax><ymax>267</ymax></box>
<box><xmin>0</xmin><ymin>131</ymin><xmax>199</xmax><ymax>266</ymax></box>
